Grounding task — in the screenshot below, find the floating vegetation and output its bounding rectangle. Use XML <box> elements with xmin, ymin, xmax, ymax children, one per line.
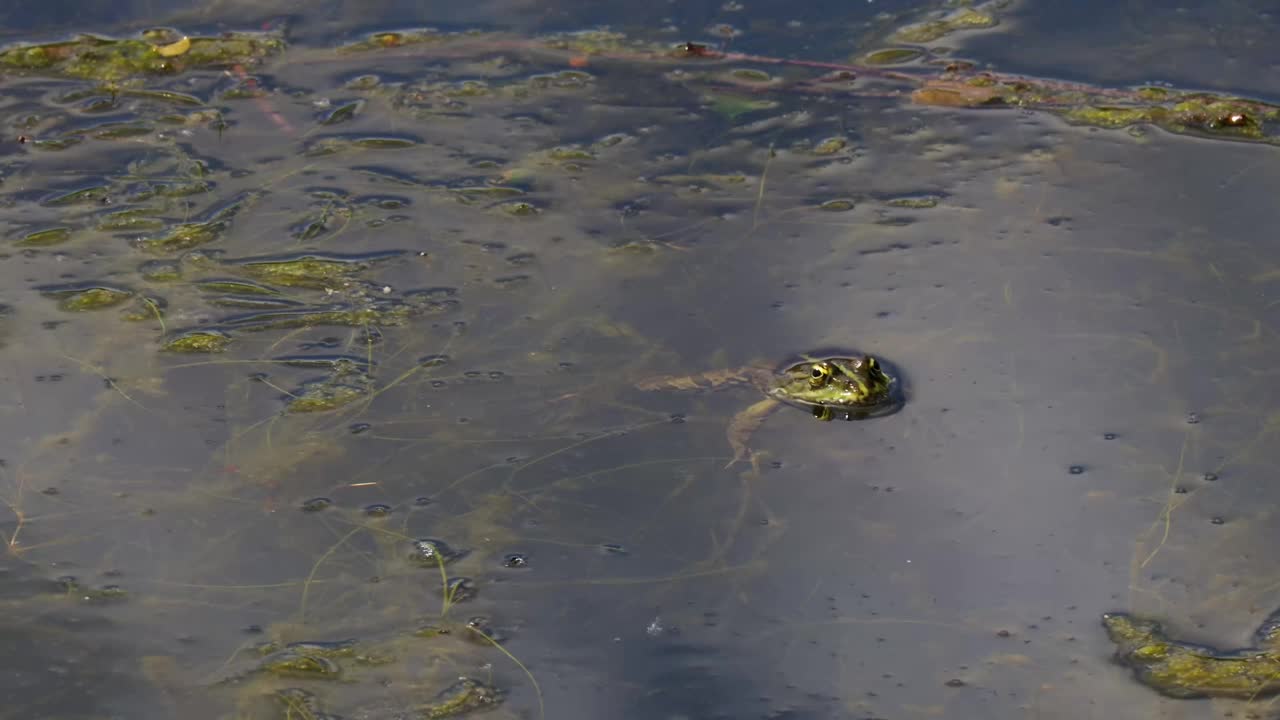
<box><xmin>859</xmin><ymin>47</ymin><xmax>924</xmax><ymax>65</ymax></box>
<box><xmin>43</xmin><ymin>184</ymin><xmax>111</xmax><ymax>207</ymax></box>
<box><xmin>338</xmin><ymin>28</ymin><xmax>458</xmax><ymax>53</ymax></box>
<box><xmin>706</xmin><ymin>93</ymin><xmax>779</xmax><ymax>120</ymax></box>
<box><xmin>885</xmin><ymin>194</ymin><xmax>941</xmax><ymax>209</ymax></box>
<box><xmin>138</xmin><ymin>260</ymin><xmax>183</xmax><ymax>282</ymax></box>
<box><xmin>305</xmin><ymin>135</ymin><xmax>420</xmax><ymax>155</ymax></box>
<box><xmin>318</xmin><ymin>99</ymin><xmax>365</xmax><ymax>125</ymax></box>
<box><xmin>911</xmin><ymin>75</ymin><xmax>1280</xmax><ymax>142</ymax></box>
<box><xmin>819</xmin><ymin>199</ymin><xmax>856</xmax><ymax>212</ymax></box>
<box><xmin>285</xmin><ymin>375</ymin><xmax>372</xmax><ymax>413</ymax></box>
<box><xmin>256</xmin><ymin>649</ymin><xmax>344</xmax><ymax>679</ymax></box>
<box><xmin>38</xmin><ymin>282</ymin><xmax>134</xmax><ymax>311</ymax></box>
<box><xmin>98</xmin><ymin>208</ymin><xmax>167</xmax><ymax>232</ymax></box>
<box><xmin>892</xmin><ymin>4</ymin><xmax>1002</xmax><ymax>43</ymax></box>
<box><xmin>1103</xmin><ymin>610</ymin><xmax>1280</xmax><ymax>699</ymax></box>
<box><xmin>132</xmin><ymin>191</ymin><xmax>259</xmax><ymax>254</ymax></box>
<box><xmin>0</xmin><ymin>28</ymin><xmax>285</xmax><ymax>81</ymax></box>
<box><xmin>16</xmin><ymin>226</ymin><xmax>72</xmax><ymax>247</ymax></box>
<box><xmin>225</xmin><ymin>250</ymin><xmax>406</xmax><ymax>289</ymax></box>
<box><xmin>811</xmin><ymin>137</ymin><xmax>848</xmax><ymax>155</ymax></box>
<box><xmin>498</xmin><ymin>201</ymin><xmax>540</xmax><ymax>217</ymax></box>
<box><xmin>451</xmin><ymin>185</ymin><xmax>526</xmax><ymax>203</ymax></box>
<box><xmin>196</xmin><ymin>278</ymin><xmax>280</xmax><ymax>295</ymax></box>
<box><xmin>219</xmin><ymin>301</ymin><xmax>416</xmax><ymax>333</ymax></box>
<box><xmin>727</xmin><ymin>68</ymin><xmax>773</xmax><ymax>83</ymax></box>
<box><xmin>420</xmin><ymin>678</ymin><xmax>503</xmax><ymax>719</ymax></box>
<box><xmin>121</xmin><ymin>295</ymin><xmax>166</xmax><ymax>321</ymax></box>
<box><xmin>161</xmin><ymin>328</ymin><xmax>231</xmax><ymax>353</ymax></box>
<box><xmin>539</xmin><ymin>29</ymin><xmax>663</xmax><ymax>56</ymax></box>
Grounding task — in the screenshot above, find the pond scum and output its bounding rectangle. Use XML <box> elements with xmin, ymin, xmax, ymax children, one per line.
<box><xmin>3</xmin><ymin>0</ymin><xmax>1280</xmax><ymax>717</ymax></box>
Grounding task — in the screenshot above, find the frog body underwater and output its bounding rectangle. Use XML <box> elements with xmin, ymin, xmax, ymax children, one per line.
<box><xmin>638</xmin><ymin>354</ymin><xmax>901</xmax><ymax>467</ymax></box>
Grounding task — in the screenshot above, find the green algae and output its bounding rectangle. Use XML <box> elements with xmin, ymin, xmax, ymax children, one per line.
<box><xmin>255</xmin><ymin>639</ymin><xmax>359</xmax><ymax>658</ymax></box>
<box><xmin>139</xmin><ymin>260</ymin><xmax>183</xmax><ymax>282</ymax></box>
<box><xmin>652</xmin><ymin>173</ymin><xmax>748</xmax><ymax>187</ymax></box>
<box><xmin>819</xmin><ymin>199</ymin><xmax>856</xmax><ymax>212</ymax></box>
<box><xmin>127</xmin><ymin>181</ymin><xmax>213</xmax><ymax>202</ymax></box>
<box><xmin>319</xmin><ymin>99</ymin><xmax>365</xmax><ymax>125</ymax></box>
<box><xmin>228</xmin><ymin>251</ymin><xmax>405</xmax><ymax>289</ymax></box>
<box><xmin>208</xmin><ymin>295</ymin><xmax>302</xmax><ymax>310</ymax></box>
<box><xmin>1103</xmin><ymin>611</ymin><xmax>1280</xmax><ymax>699</ymax></box>
<box><xmin>728</xmin><ymin>68</ymin><xmax>773</xmax><ymax>83</ymax></box>
<box><xmin>1059</xmin><ymin>98</ymin><xmax>1277</xmax><ymax>139</ymax></box>
<box><xmin>812</xmin><ymin>137</ymin><xmax>848</xmax><ymax>155</ymax></box>
<box><xmin>706</xmin><ymin>92</ymin><xmax>779</xmax><ymax>120</ymax></box>
<box><xmin>121</xmin><ymin>88</ymin><xmax>204</xmax><ymax>106</ymax></box>
<box><xmin>547</xmin><ymin>145</ymin><xmax>596</xmax><ymax>161</ymax></box>
<box><xmin>305</xmin><ymin>135</ymin><xmax>420</xmax><ymax>155</ymax></box>
<box><xmin>541</xmin><ymin>29</ymin><xmax>649</xmax><ymax>56</ymax></box>
<box><xmin>420</xmin><ymin>678</ymin><xmax>502</xmax><ymax>719</ymax></box>
<box><xmin>40</xmin><ymin>283</ymin><xmax>135</xmax><ymax>311</ymax></box>
<box><xmin>120</xmin><ymin>298</ymin><xmax>164</xmax><ymax>324</ymax></box>
<box><xmin>132</xmin><ymin>191</ymin><xmax>258</xmax><ymax>254</ymax></box>
<box><xmin>338</xmin><ymin>28</ymin><xmax>457</xmax><ymax>53</ymax></box>
<box><xmin>91</xmin><ymin>122</ymin><xmax>153</xmax><ymax>139</ymax></box>
<box><xmin>893</xmin><ymin>7</ymin><xmax>999</xmax><ymax>43</ymax></box>
<box><xmin>886</xmin><ymin>195</ymin><xmax>941</xmax><ymax>209</ymax></box>
<box><xmin>451</xmin><ymin>186</ymin><xmax>525</xmax><ymax>203</ymax></box>
<box><xmin>499</xmin><ymin>201</ymin><xmax>540</xmax><ymax>217</ymax></box>
<box><xmin>860</xmin><ymin>47</ymin><xmax>924</xmax><ymax>65</ymax></box>
<box><xmin>16</xmin><ymin>227</ymin><xmax>72</xmax><ymax>247</ymax></box>
<box><xmin>0</xmin><ymin>30</ymin><xmax>285</xmax><ymax>81</ymax></box>
<box><xmin>43</xmin><ymin>185</ymin><xmax>111</xmax><ymax>207</ymax></box>
<box><xmin>224</xmin><ymin>302</ymin><xmax>416</xmax><ymax>333</ymax></box>
<box><xmin>268</xmin><ymin>688</ymin><xmax>329</xmax><ymax>719</ymax></box>
<box><xmin>196</xmin><ymin>279</ymin><xmax>280</xmax><ymax>295</ymax></box>
<box><xmin>912</xmin><ymin>72</ymin><xmax>1280</xmax><ymax>143</ymax></box>
<box><xmin>354</xmin><ymin>136</ymin><xmax>418</xmax><ymax>149</ymax></box>
<box><xmin>285</xmin><ymin>378</ymin><xmax>371</xmax><ymax>413</ymax></box>
<box><xmin>97</xmin><ymin>208</ymin><xmax>167</xmax><ymax>232</ymax></box>
<box><xmin>162</xmin><ymin>328</ymin><xmax>231</xmax><ymax>353</ymax></box>
<box><xmin>30</xmin><ymin>136</ymin><xmax>84</xmax><ymax>151</ymax></box>
<box><xmin>258</xmin><ymin>650</ymin><xmax>343</xmax><ymax>679</ymax></box>
<box><xmin>442</xmin><ymin>80</ymin><xmax>491</xmax><ymax>97</ymax></box>
<box><xmin>133</xmin><ymin>219</ymin><xmax>226</xmax><ymax>253</ymax></box>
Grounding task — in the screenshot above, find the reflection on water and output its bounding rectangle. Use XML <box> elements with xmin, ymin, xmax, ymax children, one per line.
<box><xmin>2</xmin><ymin>0</ymin><xmax>1280</xmax><ymax>718</ymax></box>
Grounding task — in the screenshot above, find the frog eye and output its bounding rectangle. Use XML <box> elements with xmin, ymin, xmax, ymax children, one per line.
<box><xmin>808</xmin><ymin>362</ymin><xmax>833</xmax><ymax>388</ymax></box>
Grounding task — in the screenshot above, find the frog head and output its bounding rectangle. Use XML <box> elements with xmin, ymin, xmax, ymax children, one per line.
<box><xmin>769</xmin><ymin>355</ymin><xmax>897</xmax><ymax>412</ymax></box>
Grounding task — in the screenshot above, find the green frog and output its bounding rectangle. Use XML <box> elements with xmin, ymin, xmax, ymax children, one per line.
<box><xmin>1102</xmin><ymin>609</ymin><xmax>1280</xmax><ymax>699</ymax></box>
<box><xmin>638</xmin><ymin>354</ymin><xmax>901</xmax><ymax>468</ymax></box>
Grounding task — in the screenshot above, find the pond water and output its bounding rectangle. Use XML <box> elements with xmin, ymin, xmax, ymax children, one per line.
<box><xmin>2</xmin><ymin>1</ymin><xmax>1280</xmax><ymax>718</ymax></box>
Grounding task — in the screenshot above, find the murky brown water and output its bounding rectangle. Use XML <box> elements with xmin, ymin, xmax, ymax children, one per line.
<box><xmin>2</xmin><ymin>1</ymin><xmax>1280</xmax><ymax>718</ymax></box>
